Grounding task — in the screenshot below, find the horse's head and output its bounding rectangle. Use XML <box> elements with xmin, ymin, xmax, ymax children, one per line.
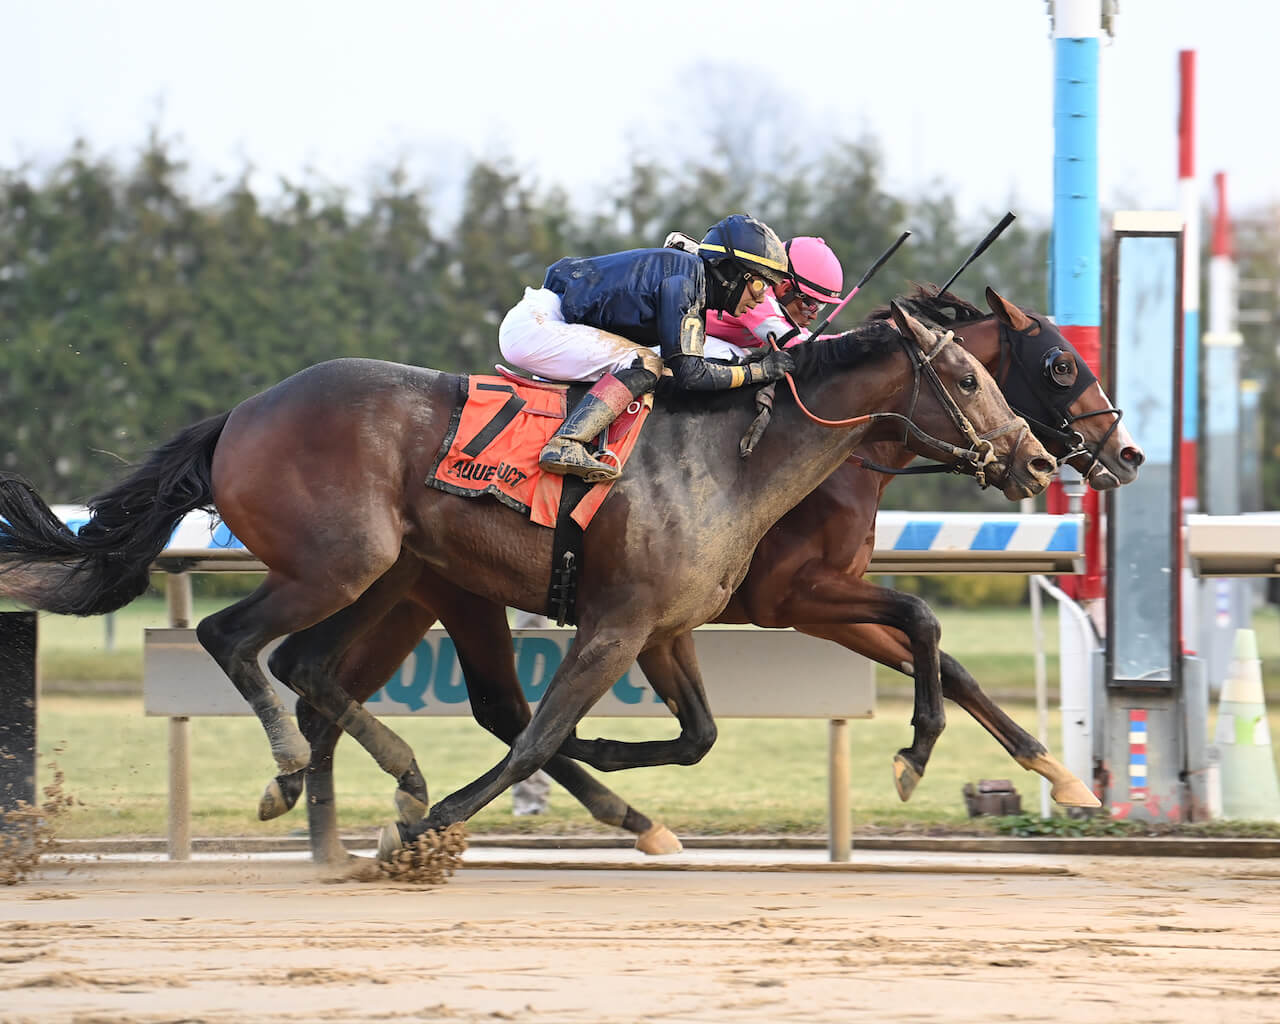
<box><xmin>887</xmin><ymin>301</ymin><xmax>1056</xmax><ymax>500</ymax></box>
<box><xmin>983</xmin><ymin>287</ymin><xmax>1145</xmax><ymax>490</ymax></box>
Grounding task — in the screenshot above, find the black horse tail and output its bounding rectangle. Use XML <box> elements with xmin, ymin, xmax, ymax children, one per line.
<box><xmin>0</xmin><ymin>411</ymin><xmax>231</xmax><ymax>616</ymax></box>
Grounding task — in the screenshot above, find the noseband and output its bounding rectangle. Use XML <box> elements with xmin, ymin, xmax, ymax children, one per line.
<box><xmin>885</xmin><ymin>330</ymin><xmax>1025</xmax><ymax>488</ymax></box>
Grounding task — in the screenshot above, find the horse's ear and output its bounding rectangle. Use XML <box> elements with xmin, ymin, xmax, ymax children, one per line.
<box><xmin>985</xmin><ymin>287</ymin><xmax>1036</xmax><ymax>332</ymax></box>
<box><xmin>889</xmin><ymin>300</ymin><xmax>933</xmax><ymax>350</ymax></box>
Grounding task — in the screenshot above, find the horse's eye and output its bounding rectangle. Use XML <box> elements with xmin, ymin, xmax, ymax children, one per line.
<box><xmin>960</xmin><ymin>374</ymin><xmax>978</xmax><ymax>393</ymax></box>
<box><xmin>1042</xmin><ymin>348</ymin><xmax>1078</xmax><ymax>389</ymax></box>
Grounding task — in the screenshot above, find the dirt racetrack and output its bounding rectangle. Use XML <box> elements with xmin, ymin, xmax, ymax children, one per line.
<box><xmin>3</xmin><ymin>853</ymin><xmax>1280</xmax><ymax>1023</ymax></box>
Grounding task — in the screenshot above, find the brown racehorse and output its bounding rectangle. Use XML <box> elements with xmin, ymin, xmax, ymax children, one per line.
<box><xmin>0</xmin><ymin>304</ymin><xmax>1053</xmax><ymax>861</ymax></box>
<box><xmin>259</xmin><ymin>287</ymin><xmax>1142</xmax><ymax>863</ymax></box>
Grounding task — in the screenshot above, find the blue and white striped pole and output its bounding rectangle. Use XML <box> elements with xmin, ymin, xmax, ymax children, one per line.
<box><xmin>1050</xmin><ymin>0</ymin><xmax>1103</xmax><ymax>603</ymax></box>
<box><xmin>1050</xmin><ymin>0</ymin><xmax>1104</xmax><ymax>797</ymax></box>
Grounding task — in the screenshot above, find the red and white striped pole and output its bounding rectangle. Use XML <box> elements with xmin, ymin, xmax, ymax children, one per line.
<box><xmin>1178</xmin><ymin>49</ymin><xmax>1200</xmax><ymax>652</ymax></box>
<box><xmin>1178</xmin><ymin>50</ymin><xmax>1199</xmax><ymax>509</ymax></box>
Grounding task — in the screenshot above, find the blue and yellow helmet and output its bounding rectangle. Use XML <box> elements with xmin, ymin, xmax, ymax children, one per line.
<box><xmin>697</xmin><ymin>214</ymin><xmax>789</xmax><ymax>287</ymax></box>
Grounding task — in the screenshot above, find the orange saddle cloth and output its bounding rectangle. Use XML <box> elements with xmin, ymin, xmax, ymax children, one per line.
<box><xmin>427</xmin><ymin>374</ymin><xmax>651</xmax><ymax>529</ymax></box>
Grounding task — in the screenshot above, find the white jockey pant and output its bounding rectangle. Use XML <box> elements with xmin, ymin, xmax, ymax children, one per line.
<box><xmin>703</xmin><ymin>337</ymin><xmax>751</xmax><ymax>362</ymax></box>
<box><xmin>499</xmin><ymin>287</ymin><xmax>652</xmax><ymax>383</ymax></box>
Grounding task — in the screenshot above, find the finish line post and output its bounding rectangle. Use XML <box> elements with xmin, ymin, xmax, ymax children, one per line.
<box><xmin>1103</xmin><ymin>212</ymin><xmax>1206</xmax><ymax>821</ymax></box>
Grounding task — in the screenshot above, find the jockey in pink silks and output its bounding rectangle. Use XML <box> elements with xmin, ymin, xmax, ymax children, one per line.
<box><xmin>664</xmin><ymin>235</ymin><xmax>844</xmax><ymax>362</ymax></box>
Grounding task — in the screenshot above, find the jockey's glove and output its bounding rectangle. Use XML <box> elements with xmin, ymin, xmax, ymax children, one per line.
<box><xmin>749</xmin><ymin>349</ymin><xmax>795</xmax><ymax>383</ymax></box>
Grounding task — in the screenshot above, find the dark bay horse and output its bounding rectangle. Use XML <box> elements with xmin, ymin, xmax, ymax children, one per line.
<box><xmin>0</xmin><ymin>305</ymin><xmax>1054</xmax><ymax>861</ymax></box>
<box><xmin>261</xmin><ymin>287</ymin><xmax>1141</xmax><ymax>862</ymax></box>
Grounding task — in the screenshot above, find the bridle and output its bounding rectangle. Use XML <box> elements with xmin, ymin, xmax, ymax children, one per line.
<box><xmin>994</xmin><ymin>318</ymin><xmax>1124</xmax><ymax>481</ymax></box>
<box><xmin>777</xmin><ymin>329</ymin><xmax>1026</xmax><ymax>489</ymax></box>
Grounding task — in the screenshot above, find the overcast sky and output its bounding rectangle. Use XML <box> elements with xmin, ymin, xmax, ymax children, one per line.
<box><xmin>5</xmin><ymin>1</ymin><xmax>1277</xmax><ymax>228</ymax></box>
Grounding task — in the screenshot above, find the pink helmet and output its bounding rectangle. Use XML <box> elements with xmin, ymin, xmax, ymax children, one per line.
<box><xmin>785</xmin><ymin>236</ymin><xmax>843</xmax><ymax>306</ymax></box>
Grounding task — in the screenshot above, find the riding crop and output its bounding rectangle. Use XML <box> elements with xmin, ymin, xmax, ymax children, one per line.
<box><xmin>740</xmin><ymin>230</ymin><xmax>911</xmax><ymax>456</ymax></box>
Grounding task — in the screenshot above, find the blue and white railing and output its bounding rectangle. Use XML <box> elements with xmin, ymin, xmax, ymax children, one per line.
<box><xmin>51</xmin><ymin>506</ymin><xmax>1084</xmax><ymax>575</ymax></box>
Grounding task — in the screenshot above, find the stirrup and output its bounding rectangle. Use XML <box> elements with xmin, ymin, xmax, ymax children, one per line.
<box><xmin>539</xmin><ymin>438</ymin><xmax>622</xmax><ymax>483</ymax></box>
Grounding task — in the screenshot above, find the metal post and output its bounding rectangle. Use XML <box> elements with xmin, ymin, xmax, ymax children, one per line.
<box><xmin>827</xmin><ymin>718</ymin><xmax>851</xmax><ymax>862</ymax></box>
<box><xmin>1024</xmin><ymin>497</ymin><xmax>1051</xmax><ymax>818</ymax></box>
<box><xmin>0</xmin><ymin>612</ymin><xmax>38</xmax><ymax>813</ymax></box>
<box><xmin>165</xmin><ymin>573</ymin><xmax>193</xmax><ymax>860</ymax></box>
<box><xmin>1182</xmin><ymin>655</ymin><xmax>1211</xmax><ymax>820</ymax></box>
<box><xmin>1033</xmin><ymin>574</ymin><xmax>1099</xmax><ymax>796</ymax></box>
<box><xmin>1240</xmin><ymin>380</ymin><xmax>1264</xmax><ymax>617</ymax></box>
<box><xmin>1200</xmin><ymin>171</ymin><xmax>1245</xmax><ymax>687</ymax></box>
<box><xmin>168</xmin><ymin>717</ymin><xmax>191</xmax><ymax>860</ymax></box>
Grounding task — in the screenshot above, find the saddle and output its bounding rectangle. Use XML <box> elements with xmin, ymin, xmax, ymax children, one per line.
<box><xmin>427</xmin><ymin>368</ymin><xmax>650</xmax><ymax>527</ymax></box>
<box><xmin>426</xmin><ymin>369</ymin><xmax>652</xmax><ymax>625</ymax></box>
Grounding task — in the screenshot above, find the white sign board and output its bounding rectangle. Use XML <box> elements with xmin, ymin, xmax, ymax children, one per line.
<box><xmin>144</xmin><ymin>627</ymin><xmax>875</xmax><ymax>719</ymax></box>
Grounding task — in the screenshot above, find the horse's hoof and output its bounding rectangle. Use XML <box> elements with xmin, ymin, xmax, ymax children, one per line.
<box><xmin>893</xmin><ymin>754</ymin><xmax>922</xmax><ymax>802</ymax></box>
<box><xmin>634</xmin><ymin>824</ymin><xmax>683</xmax><ymax>855</ymax></box>
<box><xmin>1017</xmin><ymin>753</ymin><xmax>1102</xmax><ymax>808</ymax></box>
<box><xmin>1052</xmin><ymin>777</ymin><xmax>1102</xmax><ymax>808</ymax></box>
<box><xmin>258</xmin><ymin>779</ymin><xmax>289</xmax><ymax>821</ymax></box>
<box><xmin>395</xmin><ymin>788</ymin><xmax>429</xmax><ymax>825</ymax></box>
<box><xmin>377</xmin><ymin>822</ymin><xmax>406</xmax><ymax>863</ymax></box>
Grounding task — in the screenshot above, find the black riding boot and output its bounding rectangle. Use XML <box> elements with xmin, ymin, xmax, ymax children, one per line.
<box><xmin>539</xmin><ymin>369</ymin><xmax>653</xmax><ymax>483</ymax></box>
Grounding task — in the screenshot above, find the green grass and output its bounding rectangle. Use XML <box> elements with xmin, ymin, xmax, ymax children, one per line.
<box><xmin>36</xmin><ymin>695</ymin><xmax>1070</xmax><ymax>839</ymax></box>
<box><xmin>18</xmin><ymin>599</ymin><xmax>1280</xmax><ymax>840</ymax></box>
<box><xmin>36</xmin><ymin>692</ymin><xmax>1280</xmax><ymax>840</ymax></box>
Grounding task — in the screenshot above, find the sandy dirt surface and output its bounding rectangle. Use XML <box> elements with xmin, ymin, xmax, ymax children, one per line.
<box><xmin>3</xmin><ymin>855</ymin><xmax>1280</xmax><ymax>1023</ymax></box>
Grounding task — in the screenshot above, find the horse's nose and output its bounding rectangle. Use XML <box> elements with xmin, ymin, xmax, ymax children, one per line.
<box><xmin>1121</xmin><ymin>445</ymin><xmax>1145</xmax><ymax>468</ymax></box>
<box><xmin>1030</xmin><ymin>455</ymin><xmax>1056</xmax><ymax>479</ymax></box>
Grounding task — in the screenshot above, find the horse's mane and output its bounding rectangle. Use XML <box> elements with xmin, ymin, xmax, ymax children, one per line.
<box><xmin>655</xmin><ymin>319</ymin><xmax>903</xmax><ymax>413</ymax></box>
<box><xmin>786</xmin><ymin>317</ymin><xmax>904</xmax><ymax>380</ymax></box>
<box><xmin>867</xmin><ymin>284</ymin><xmax>988</xmax><ymax>329</ymax></box>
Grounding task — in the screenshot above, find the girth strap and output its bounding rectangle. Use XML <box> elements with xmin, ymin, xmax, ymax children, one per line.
<box><xmin>545</xmin><ymin>475</ymin><xmax>590</xmax><ymax>626</ymax></box>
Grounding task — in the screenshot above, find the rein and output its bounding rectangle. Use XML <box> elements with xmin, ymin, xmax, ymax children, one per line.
<box><xmin>776</xmin><ymin>329</ymin><xmax>1022</xmax><ymax>488</ymax></box>
<box><xmin>844</xmin><ymin>316</ymin><xmax>1127</xmax><ymax>481</ymax></box>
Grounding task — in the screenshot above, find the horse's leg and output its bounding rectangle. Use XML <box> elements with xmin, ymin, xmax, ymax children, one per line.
<box><xmin>437</xmin><ymin>592</ymin><xmax>682</xmax><ymax>855</ymax></box>
<box><xmin>384</xmin><ymin>623</ymin><xmax>648</xmax><ymax>857</ymax></box>
<box><xmin>937</xmin><ymin>648</ymin><xmax>1097</xmax><ymax>806</ymax></box>
<box><xmin>761</xmin><ymin>568</ymin><xmax>945</xmax><ymax>800</ymax></box>
<box><xmin>257</xmin><ymin>564</ymin><xmax>443</xmax><ymax>846</ymax></box>
<box><xmin>799</xmin><ymin>619</ymin><xmax>1098</xmax><ymax>807</ymax></box>
<box><xmin>257</xmin><ymin>694</ymin><xmax>336</xmax><ymax>819</ymax></box>
<box><xmin>257</xmin><ymin>603</ymin><xmax>423</xmax><ymax>828</ymax></box>
<box><xmin>558</xmin><ymin>631</ymin><xmax>720</xmax><ymax>770</ymax></box>
<box><xmin>264</xmin><ymin>555</ymin><xmax>433</xmax><ymax>830</ymax></box>
<box><xmin>269</xmin><ymin>578</ymin><xmax>681</xmax><ymax>860</ymax></box>
<box><xmin>281</xmin><ymin>601</ymin><xmax>432</xmax><ymax>864</ymax></box>
<box><xmin>264</xmin><ymin>594</ymin><xmax>437</xmax><ymax>865</ymax></box>
<box><xmin>195</xmin><ymin>580</ymin><xmax>334</xmax><ymax>777</ymax></box>
<box><xmin>257</xmin><ymin>592</ymin><xmax>452</xmax><ymax>865</ymax></box>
